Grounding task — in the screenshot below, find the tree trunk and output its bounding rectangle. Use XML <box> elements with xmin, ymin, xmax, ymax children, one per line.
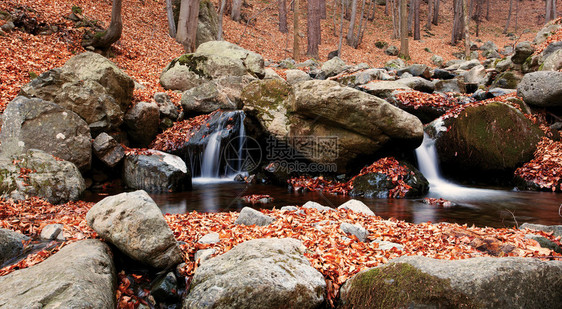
<box><xmin>307</xmin><ymin>0</ymin><xmax>321</xmax><ymax>57</ymax></box>
<box><xmin>451</xmin><ymin>0</ymin><xmax>463</xmax><ymax>45</ymax></box>
<box><xmin>293</xmin><ymin>0</ymin><xmax>300</xmax><ymax>61</ymax></box>
<box><xmin>166</xmin><ymin>0</ymin><xmax>176</xmax><ymax>37</ymax></box>
<box><xmin>346</xmin><ymin>0</ymin><xmax>358</xmax><ymax>43</ymax></box>
<box><xmin>546</xmin><ymin>0</ymin><xmax>557</xmax><ymax>22</ymax></box>
<box><xmin>474</xmin><ymin>0</ymin><xmax>482</xmax><ymax>36</ymax></box>
<box><xmin>320</xmin><ymin>0</ymin><xmax>327</xmax><ymax>18</ymax></box>
<box><xmin>218</xmin><ymin>0</ymin><xmax>226</xmax><ymax>40</ymax></box>
<box><xmin>426</xmin><ymin>0</ymin><xmax>433</xmax><ymax>29</ymax></box>
<box><xmin>514</xmin><ymin>0</ymin><xmax>519</xmax><ymax>31</ymax></box>
<box><xmin>232</xmin><ymin>0</ymin><xmax>242</xmax><ymax>21</ymax></box>
<box><xmin>386</xmin><ymin>0</ymin><xmax>390</xmax><ymax>15</ymax></box>
<box><xmin>83</xmin><ymin>0</ymin><xmax>123</xmax><ymax>50</ymax></box>
<box><xmin>333</xmin><ymin>0</ymin><xmax>339</xmax><ymax>36</ymax></box>
<box><xmin>463</xmin><ymin>0</ymin><xmax>470</xmax><ymax>58</ymax></box>
<box><xmin>432</xmin><ymin>0</ymin><xmax>439</xmax><ymax>25</ymax></box>
<box><xmin>352</xmin><ymin>0</ymin><xmax>367</xmax><ymax>47</ymax></box>
<box><xmin>504</xmin><ymin>0</ymin><xmax>513</xmax><ymax>33</ymax></box>
<box><xmin>408</xmin><ymin>0</ymin><xmax>414</xmax><ymax>34</ymax></box>
<box><xmin>279</xmin><ymin>0</ymin><xmax>288</xmax><ymax>32</ymax></box>
<box><xmin>176</xmin><ymin>0</ymin><xmax>200</xmax><ymax>52</ymax></box>
<box><xmin>485</xmin><ymin>0</ymin><xmax>489</xmax><ymax>20</ymax></box>
<box><xmin>392</xmin><ymin>0</ymin><xmax>399</xmax><ymax>39</ymax></box>
<box><xmin>369</xmin><ymin>0</ymin><xmax>376</xmax><ymax>20</ymax></box>
<box><xmin>413</xmin><ymin>0</ymin><xmax>420</xmax><ymax>40</ymax></box>
<box><xmin>400</xmin><ymin>0</ymin><xmax>409</xmax><ymax>58</ymax></box>
<box><xmin>338</xmin><ymin>0</ymin><xmax>345</xmax><ymax>56</ymax></box>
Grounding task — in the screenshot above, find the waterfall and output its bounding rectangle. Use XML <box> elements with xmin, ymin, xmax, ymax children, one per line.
<box><xmin>200</xmin><ymin>131</ymin><xmax>222</xmax><ymax>178</ymax></box>
<box><xmin>415</xmin><ymin>133</ymin><xmax>448</xmax><ymax>186</ymax></box>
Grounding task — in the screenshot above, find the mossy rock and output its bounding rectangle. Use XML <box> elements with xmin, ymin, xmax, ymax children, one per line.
<box><xmin>432</xmin><ymin>102</ymin><xmax>543</xmax><ymax>182</ymax></box>
<box><xmin>489</xmin><ymin>71</ymin><xmax>522</xmax><ymax>89</ymax></box>
<box><xmin>339</xmin><ymin>263</ymin><xmax>476</xmax><ymax>308</ymax></box>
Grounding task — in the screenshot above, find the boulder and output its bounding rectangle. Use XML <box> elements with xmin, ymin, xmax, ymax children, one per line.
<box><xmin>123</xmin><ymin>149</ymin><xmax>190</xmax><ymax>193</ymax></box>
<box><xmin>183</xmin><ymin>238</ymin><xmax>326</xmax><ymax>308</ymax></box>
<box><xmin>517</xmin><ymin>71</ymin><xmax>562</xmax><ymax>107</ymax></box>
<box><xmin>194</xmin><ymin>248</ymin><xmax>216</xmax><ymax>263</ymax></box>
<box><xmin>321</xmin><ymin>56</ymin><xmax>347</xmax><ymax>77</ymax></box>
<box><xmin>339</xmin><ymin>256</ymin><xmax>562</xmax><ymax>308</ymax></box>
<box><xmin>0</xmin><ymin>96</ymin><xmax>92</xmax><ymax>171</ymax></box>
<box><xmin>234</xmin><ymin>207</ymin><xmax>275</xmax><ymax>226</ymax></box>
<box><xmin>150</xmin><ymin>272</ymin><xmax>179</xmax><ymax>303</ymax></box>
<box><xmin>242</xmin><ymin>79</ymin><xmax>294</xmax><ymax>137</ymax></box>
<box><xmin>86</xmin><ymin>190</ymin><xmax>184</xmax><ymax>269</ymax></box>
<box><xmin>155</xmin><ymin>92</ymin><xmax>180</xmax><ymax>121</ymax></box>
<box><xmin>520</xmin><ymin>223</ymin><xmax>562</xmax><ymax>238</ymax></box>
<box><xmin>40</xmin><ymin>223</ymin><xmax>65</xmax><ymax>241</ymax></box>
<box><xmin>0</xmin><ymin>149</ymin><xmax>86</xmax><ymax>204</ymax></box>
<box><xmin>428</xmin><ymin>102</ymin><xmax>543</xmax><ymax>182</ymax></box>
<box><xmin>198</xmin><ymin>232</ymin><xmax>220</xmax><ymax>244</ymax></box>
<box><xmin>350</xmin><ymin>162</ymin><xmax>429</xmax><ymax>198</ymax></box>
<box><xmin>0</xmin><ymin>239</ymin><xmax>115</xmax><ymax>308</ymax></box>
<box><xmin>512</xmin><ymin>41</ymin><xmax>534</xmax><ymax>64</ymax></box>
<box><xmin>495</xmin><ymin>57</ymin><xmax>513</xmax><ymax>72</ymax></box>
<box><xmin>19</xmin><ymin>68</ymin><xmax>124</xmax><ymax>132</ymax></box>
<box><xmin>372</xmin><ymin>239</ymin><xmax>404</xmax><ymax>251</ymax></box>
<box><xmin>93</xmin><ymin>132</ymin><xmax>125</xmax><ymax>168</ymax></box>
<box><xmin>541</xmin><ymin>48</ymin><xmax>562</xmax><ymax>71</ymax></box>
<box><xmin>397</xmin><ymin>64</ymin><xmax>431</xmax><ymax>79</ymax></box>
<box><xmin>534</xmin><ymin>22</ymin><xmax>562</xmax><ymax>45</ymax></box>
<box><xmin>285</xmin><ymin>69</ymin><xmax>312</xmax><ymax>85</ymax></box>
<box><xmin>384</xmin><ymin>46</ymin><xmax>399</xmax><ymax>56</ymax></box>
<box><xmin>331</xmin><ymin>68</ymin><xmax>393</xmax><ymax>87</ymax></box>
<box><xmin>463</xmin><ymin>65</ymin><xmax>488</xmax><ymax>85</ymax></box>
<box><xmin>384</xmin><ymin>58</ymin><xmax>405</xmax><ymax>70</ymax></box>
<box><xmin>359</xmin><ymin>81</ymin><xmax>413</xmax><ymax>99</ymax></box>
<box><xmin>62</xmin><ymin>52</ymin><xmax>134</xmax><ymax>110</ymax></box>
<box><xmin>396</xmin><ymin>76</ymin><xmax>434</xmax><ymax>93</ymax></box>
<box><xmin>340</xmin><ymin>222</ymin><xmax>369</xmax><ymax>242</ymax></box>
<box><xmin>196</xmin><ymin>0</ymin><xmax>219</xmax><ymax>48</ymax></box>
<box><xmin>181</xmin><ymin>77</ymin><xmax>250</xmax><ymax>115</ymax></box>
<box><xmin>431</xmin><ymin>54</ymin><xmax>444</xmax><ymax>67</ymax></box>
<box><xmin>337</xmin><ymin>199</ymin><xmax>375</xmax><ymax>216</ymax></box>
<box><xmin>303</xmin><ymin>201</ymin><xmax>333</xmax><ymax>212</ymax></box>
<box><xmin>457</xmin><ymin>59</ymin><xmax>482</xmax><ymax>71</ymax></box>
<box><xmin>490</xmin><ymin>71</ymin><xmax>522</xmax><ymax>89</ymax></box>
<box><xmin>159</xmin><ymin>55</ymin><xmax>210</xmax><ymax>91</ymax></box>
<box><xmin>124</xmin><ymin>101</ymin><xmax>159</xmax><ymax>147</ymax></box>
<box><xmin>0</xmin><ymin>228</ymin><xmax>29</xmax><ymax>266</ymax></box>
<box><xmin>431</xmin><ymin>69</ymin><xmax>456</xmax><ymax>80</ymax></box>
<box><xmin>525</xmin><ymin>234</ymin><xmax>562</xmax><ymax>253</ymax></box>
<box><xmin>434</xmin><ymin>79</ymin><xmax>463</xmax><ymax>93</ymax></box>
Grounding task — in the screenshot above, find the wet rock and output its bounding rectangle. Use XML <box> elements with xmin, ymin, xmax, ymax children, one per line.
<box><xmin>86</xmin><ymin>190</ymin><xmax>184</xmax><ymax>269</ymax></box>
<box><xmin>183</xmin><ymin>238</ymin><xmax>326</xmax><ymax>309</ymax></box>
<box><xmin>340</xmin><ymin>256</ymin><xmax>562</xmax><ymax>308</ymax></box>
<box><xmin>0</xmin><ymin>149</ymin><xmax>86</xmax><ymax>204</ymax></box>
<box><xmin>150</xmin><ymin>272</ymin><xmax>178</xmax><ymax>302</ymax></box>
<box><xmin>517</xmin><ymin>71</ymin><xmax>562</xmax><ymax>107</ymax></box>
<box><xmin>234</xmin><ymin>207</ymin><xmax>275</xmax><ymax>226</ymax></box>
<box><xmin>93</xmin><ymin>132</ymin><xmax>125</xmax><ymax>168</ymax></box>
<box><xmin>303</xmin><ymin>201</ymin><xmax>333</xmax><ymax>212</ymax></box>
<box><xmin>340</xmin><ymin>222</ymin><xmax>369</xmax><ymax>242</ymax></box>
<box><xmin>0</xmin><ymin>228</ymin><xmax>29</xmax><ymax>266</ymax></box>
<box><xmin>321</xmin><ymin>56</ymin><xmax>347</xmax><ymax>77</ymax></box>
<box><xmin>40</xmin><ymin>223</ymin><xmax>64</xmax><ymax>241</ymax></box>
<box><xmin>123</xmin><ymin>149</ymin><xmax>190</xmax><ymax>193</ymax></box>
<box><xmin>0</xmin><ymin>96</ymin><xmax>92</xmax><ymax>171</ymax></box>
<box><xmin>62</xmin><ymin>52</ymin><xmax>134</xmax><ymax>110</ymax></box>
<box><xmin>124</xmin><ymin>101</ymin><xmax>159</xmax><ymax>147</ymax></box>
<box><xmin>0</xmin><ymin>239</ymin><xmax>115</xmax><ymax>308</ymax></box>
<box><xmin>428</xmin><ymin>102</ymin><xmax>543</xmax><ymax>182</ymax></box>
<box><xmin>337</xmin><ymin>199</ymin><xmax>375</xmax><ymax>216</ymax></box>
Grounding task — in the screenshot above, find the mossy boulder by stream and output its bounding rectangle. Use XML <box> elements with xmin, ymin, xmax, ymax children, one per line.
<box><xmin>428</xmin><ymin>102</ymin><xmax>543</xmax><ymax>183</ymax></box>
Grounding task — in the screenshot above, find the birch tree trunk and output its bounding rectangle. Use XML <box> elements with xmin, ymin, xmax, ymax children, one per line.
<box><xmin>218</xmin><ymin>0</ymin><xmax>226</xmax><ymax>40</ymax></box>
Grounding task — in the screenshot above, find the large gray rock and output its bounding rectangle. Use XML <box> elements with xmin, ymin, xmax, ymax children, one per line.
<box><xmin>124</xmin><ymin>101</ymin><xmax>160</xmax><ymax>147</ymax></box>
<box><xmin>234</xmin><ymin>207</ymin><xmax>275</xmax><ymax>226</ymax></box>
<box><xmin>541</xmin><ymin>48</ymin><xmax>562</xmax><ymax>71</ymax></box>
<box><xmin>183</xmin><ymin>238</ymin><xmax>326</xmax><ymax>308</ymax></box>
<box><xmin>534</xmin><ymin>22</ymin><xmax>562</xmax><ymax>45</ymax></box>
<box><xmin>520</xmin><ymin>223</ymin><xmax>562</xmax><ymax>238</ymax></box>
<box><xmin>62</xmin><ymin>51</ymin><xmax>134</xmax><ymax>110</ymax></box>
<box><xmin>123</xmin><ymin>150</ymin><xmax>190</xmax><ymax>193</ymax></box>
<box><xmin>463</xmin><ymin>64</ymin><xmax>488</xmax><ymax>85</ymax></box>
<box><xmin>0</xmin><ymin>96</ymin><xmax>92</xmax><ymax>170</ymax></box>
<box><xmin>181</xmin><ymin>76</ymin><xmax>252</xmax><ymax>115</ymax></box>
<box><xmin>0</xmin><ymin>228</ymin><xmax>29</xmax><ymax>266</ymax></box>
<box><xmin>396</xmin><ymin>76</ymin><xmax>434</xmax><ymax>93</ymax></box>
<box><xmin>285</xmin><ymin>69</ymin><xmax>312</xmax><ymax>85</ymax></box>
<box><xmin>512</xmin><ymin>41</ymin><xmax>534</xmax><ymax>64</ymax></box>
<box><xmin>155</xmin><ymin>92</ymin><xmax>180</xmax><ymax>121</ymax></box>
<box><xmin>93</xmin><ymin>132</ymin><xmax>125</xmax><ymax>167</ymax></box>
<box><xmin>303</xmin><ymin>201</ymin><xmax>333</xmax><ymax>212</ymax></box>
<box><xmin>19</xmin><ymin>68</ymin><xmax>124</xmax><ymax>132</ymax></box>
<box><xmin>340</xmin><ymin>256</ymin><xmax>562</xmax><ymax>308</ymax></box>
<box><xmin>397</xmin><ymin>64</ymin><xmax>431</xmax><ymax>79</ymax></box>
<box><xmin>86</xmin><ymin>190</ymin><xmax>184</xmax><ymax>269</ymax></box>
<box><xmin>359</xmin><ymin>80</ymin><xmax>413</xmax><ymax>99</ymax></box>
<box><xmin>517</xmin><ymin>71</ymin><xmax>562</xmax><ymax>107</ymax></box>
<box><xmin>196</xmin><ymin>0</ymin><xmax>219</xmax><ymax>48</ymax></box>
<box><xmin>331</xmin><ymin>68</ymin><xmax>393</xmax><ymax>87</ymax></box>
<box><xmin>337</xmin><ymin>199</ymin><xmax>375</xmax><ymax>216</ymax></box>
<box><xmin>0</xmin><ymin>239</ymin><xmax>116</xmax><ymax>308</ymax></box>
<box><xmin>321</xmin><ymin>56</ymin><xmax>347</xmax><ymax>77</ymax></box>
<box><xmin>0</xmin><ymin>149</ymin><xmax>86</xmax><ymax>204</ymax></box>
<box><xmin>340</xmin><ymin>222</ymin><xmax>369</xmax><ymax>242</ymax></box>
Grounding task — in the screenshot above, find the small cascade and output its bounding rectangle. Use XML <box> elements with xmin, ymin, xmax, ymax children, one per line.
<box><xmin>187</xmin><ymin>110</ymin><xmax>247</xmax><ymax>182</ymax></box>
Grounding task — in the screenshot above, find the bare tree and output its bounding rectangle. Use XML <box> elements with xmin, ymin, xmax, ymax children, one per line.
<box><xmin>176</xmin><ymin>0</ymin><xmax>200</xmax><ymax>52</ymax></box>
<box><xmin>83</xmin><ymin>0</ymin><xmax>123</xmax><ymax>50</ymax></box>
<box><xmin>463</xmin><ymin>0</ymin><xmax>470</xmax><ymax>58</ymax></box>
<box><xmin>346</xmin><ymin>0</ymin><xmax>358</xmax><ymax>43</ymax></box>
<box><xmin>485</xmin><ymin>0</ymin><xmax>490</xmax><ymax>20</ymax></box>
<box><xmin>279</xmin><ymin>0</ymin><xmax>288</xmax><ymax>32</ymax></box>
<box><xmin>546</xmin><ymin>0</ymin><xmax>557</xmax><ymax>22</ymax></box>
<box><xmin>368</xmin><ymin>0</ymin><xmax>376</xmax><ymax>21</ymax></box>
<box><xmin>426</xmin><ymin>0</ymin><xmax>433</xmax><ymax>29</ymax></box>
<box><xmin>307</xmin><ymin>0</ymin><xmax>321</xmax><ymax>57</ymax></box>
<box><xmin>514</xmin><ymin>0</ymin><xmax>519</xmax><ymax>31</ymax></box>
<box><xmin>432</xmin><ymin>0</ymin><xmax>439</xmax><ymax>25</ymax></box>
<box><xmin>504</xmin><ymin>0</ymin><xmax>514</xmax><ymax>33</ymax></box>
<box><xmin>391</xmin><ymin>0</ymin><xmax>399</xmax><ymax>39</ymax></box>
<box><xmin>413</xmin><ymin>0</ymin><xmax>420</xmax><ymax>40</ymax></box>
<box><xmin>473</xmin><ymin>0</ymin><xmax>483</xmax><ymax>36</ymax></box>
<box><xmin>408</xmin><ymin>0</ymin><xmax>414</xmax><ymax>34</ymax></box>
<box><xmin>338</xmin><ymin>0</ymin><xmax>345</xmax><ymax>56</ymax></box>
<box><xmin>451</xmin><ymin>0</ymin><xmax>464</xmax><ymax>45</ymax></box>
<box><xmin>400</xmin><ymin>0</ymin><xmax>409</xmax><ymax>58</ymax></box>
<box><xmin>218</xmin><ymin>0</ymin><xmax>227</xmax><ymax>40</ymax></box>
<box><xmin>349</xmin><ymin>0</ymin><xmax>367</xmax><ymax>47</ymax></box>
<box><xmin>232</xmin><ymin>0</ymin><xmax>242</xmax><ymax>21</ymax></box>
<box><xmin>166</xmin><ymin>0</ymin><xmax>177</xmax><ymax>37</ymax></box>
<box><xmin>293</xmin><ymin>0</ymin><xmax>300</xmax><ymax>61</ymax></box>
<box><xmin>320</xmin><ymin>0</ymin><xmax>327</xmax><ymax>18</ymax></box>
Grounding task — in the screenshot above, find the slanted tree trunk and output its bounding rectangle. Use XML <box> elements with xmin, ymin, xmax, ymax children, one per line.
<box><xmin>346</xmin><ymin>0</ymin><xmax>358</xmax><ymax>44</ymax></box>
<box><xmin>307</xmin><ymin>0</ymin><xmax>321</xmax><ymax>57</ymax></box>
<box><xmin>232</xmin><ymin>0</ymin><xmax>242</xmax><ymax>21</ymax></box>
<box><xmin>432</xmin><ymin>0</ymin><xmax>439</xmax><ymax>25</ymax></box>
<box><xmin>293</xmin><ymin>0</ymin><xmax>300</xmax><ymax>61</ymax></box>
<box><xmin>426</xmin><ymin>0</ymin><xmax>433</xmax><ymax>29</ymax></box>
<box><xmin>83</xmin><ymin>0</ymin><xmax>123</xmax><ymax>50</ymax></box>
<box><xmin>218</xmin><ymin>0</ymin><xmax>227</xmax><ymax>40</ymax></box>
<box><xmin>400</xmin><ymin>0</ymin><xmax>409</xmax><ymax>58</ymax></box>
<box><xmin>279</xmin><ymin>0</ymin><xmax>288</xmax><ymax>32</ymax></box>
<box><xmin>413</xmin><ymin>0</ymin><xmax>420</xmax><ymax>40</ymax></box>
<box><xmin>504</xmin><ymin>0</ymin><xmax>514</xmax><ymax>33</ymax></box>
<box><xmin>166</xmin><ymin>0</ymin><xmax>176</xmax><ymax>37</ymax></box>
<box><xmin>176</xmin><ymin>0</ymin><xmax>200</xmax><ymax>52</ymax></box>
